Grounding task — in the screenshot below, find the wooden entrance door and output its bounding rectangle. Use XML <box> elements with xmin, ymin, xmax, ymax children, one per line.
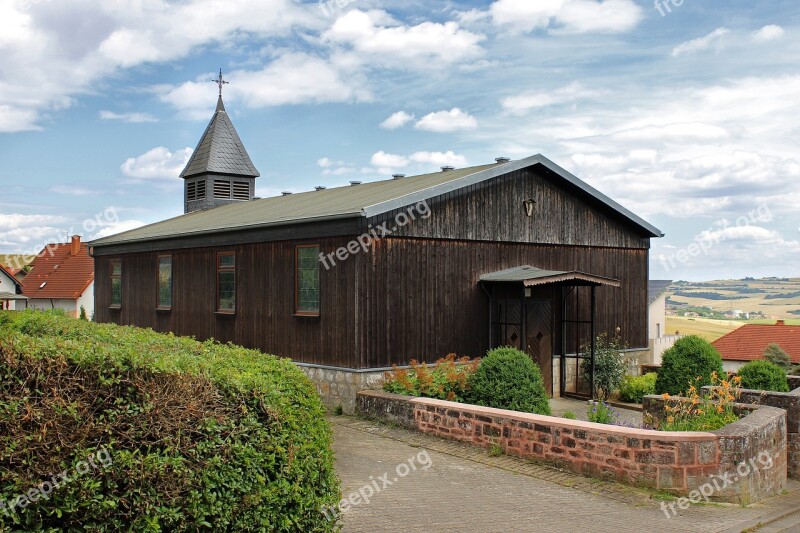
<box><xmin>526</xmin><ymin>300</ymin><xmax>553</xmax><ymax>396</ymax></box>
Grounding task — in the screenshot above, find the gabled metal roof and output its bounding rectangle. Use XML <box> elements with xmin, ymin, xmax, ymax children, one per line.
<box><xmin>91</xmin><ymin>154</ymin><xmax>663</xmax><ymax>248</ymax></box>
<box><xmin>180</xmin><ymin>97</ymin><xmax>260</xmax><ymax>179</ymax></box>
<box><xmin>648</xmin><ymin>280</ymin><xmax>673</xmax><ymax>304</ymax></box>
<box><xmin>480</xmin><ymin>266</ymin><xmax>621</xmax><ymax>288</ymax></box>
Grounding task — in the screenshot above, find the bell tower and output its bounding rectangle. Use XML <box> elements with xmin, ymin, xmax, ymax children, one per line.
<box><xmin>180</xmin><ymin>69</ymin><xmax>260</xmax><ymax>213</ymax></box>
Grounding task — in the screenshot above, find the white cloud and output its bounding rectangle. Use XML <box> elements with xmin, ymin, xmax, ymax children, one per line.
<box><xmin>415</xmin><ymin>108</ymin><xmax>478</xmax><ymax>133</ymax></box>
<box><xmin>410</xmin><ymin>151</ymin><xmax>467</xmax><ymax>167</ymax></box>
<box><xmin>752</xmin><ymin>25</ymin><xmax>785</xmax><ymax>42</ymax></box>
<box><xmin>671</xmin><ymin>28</ymin><xmax>729</xmax><ymax>57</ymax></box>
<box><xmin>0</xmin><ymin>0</ymin><xmax>320</xmax><ymax>131</ymax></box>
<box><xmin>490</xmin><ymin>0</ymin><xmax>643</xmax><ymax>34</ymax></box>
<box><xmin>501</xmin><ymin>82</ymin><xmax>597</xmax><ymax>115</ymax></box>
<box><xmin>99</xmin><ymin>110</ymin><xmax>158</xmax><ymax>123</ymax></box>
<box><xmin>49</xmin><ymin>185</ymin><xmax>99</xmax><ymax>196</ymax></box>
<box><xmin>380</xmin><ymin>111</ymin><xmax>415</xmax><ymax>130</ymax></box>
<box><xmin>90</xmin><ymin>220</ymin><xmax>146</xmax><ymax>240</ymax></box>
<box><xmin>0</xmin><ymin>214</ymin><xmax>67</xmax><ymax>232</ymax></box>
<box><xmin>160</xmin><ymin>53</ymin><xmax>370</xmax><ymax>118</ymax></box>
<box><xmin>323</xmin><ymin>10</ymin><xmax>485</xmax><ymax>69</ymax></box>
<box><xmin>120</xmin><ymin>147</ymin><xmax>193</xmax><ymax>185</ymax></box>
<box><xmin>371</xmin><ymin>151</ymin><xmax>409</xmax><ymax>168</ymax></box>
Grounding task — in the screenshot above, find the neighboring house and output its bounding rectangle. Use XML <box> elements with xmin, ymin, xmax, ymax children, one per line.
<box><xmin>90</xmin><ymin>93</ymin><xmax>664</xmax><ymax>404</ymax></box>
<box><xmin>0</xmin><ymin>264</ymin><xmax>27</xmax><ymax>310</ymax></box>
<box><xmin>21</xmin><ymin>236</ymin><xmax>95</xmax><ymax>318</ymax></box>
<box><xmin>713</xmin><ymin>320</ymin><xmax>800</xmax><ymax>372</ymax></box>
<box><xmin>648</xmin><ymin>279</ymin><xmax>678</xmax><ymax>365</ymax></box>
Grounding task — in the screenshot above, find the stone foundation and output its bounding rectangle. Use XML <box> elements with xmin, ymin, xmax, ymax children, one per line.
<box><xmin>296</xmin><ymin>364</ymin><xmax>390</xmax><ymax>414</ymax></box>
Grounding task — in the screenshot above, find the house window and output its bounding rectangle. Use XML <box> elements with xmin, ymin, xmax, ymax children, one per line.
<box><xmin>157</xmin><ymin>255</ymin><xmax>172</xmax><ymax>309</ymax></box>
<box><xmin>296</xmin><ymin>245</ymin><xmax>320</xmax><ymax>315</ymax></box>
<box><xmin>110</xmin><ymin>260</ymin><xmax>122</xmax><ymax>308</ymax></box>
<box><xmin>217</xmin><ymin>252</ymin><xmax>236</xmax><ymax>313</ymax></box>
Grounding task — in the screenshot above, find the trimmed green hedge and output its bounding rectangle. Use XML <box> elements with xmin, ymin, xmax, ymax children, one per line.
<box><xmin>0</xmin><ymin>311</ymin><xmax>339</xmax><ymax>531</ymax></box>
<box><xmin>619</xmin><ymin>373</ymin><xmax>657</xmax><ymax>404</ymax></box>
<box><xmin>655</xmin><ymin>336</ymin><xmax>724</xmax><ymax>396</ymax></box>
<box><xmin>467</xmin><ymin>347</ymin><xmax>551</xmax><ymax>415</ymax></box>
<box><xmin>738</xmin><ymin>360</ymin><xmax>790</xmax><ymax>392</ymax></box>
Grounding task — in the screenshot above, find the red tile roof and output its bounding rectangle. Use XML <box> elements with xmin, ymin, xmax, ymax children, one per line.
<box><xmin>712</xmin><ymin>321</ymin><xmax>800</xmax><ymax>363</ymax></box>
<box><xmin>21</xmin><ymin>241</ymin><xmax>94</xmax><ymax>300</ymax></box>
<box><xmin>0</xmin><ymin>264</ymin><xmax>22</xmax><ymax>291</ymax></box>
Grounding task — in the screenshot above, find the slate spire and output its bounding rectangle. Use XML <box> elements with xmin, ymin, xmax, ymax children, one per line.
<box><xmin>180</xmin><ymin>70</ymin><xmax>259</xmax><ymax>213</ymax></box>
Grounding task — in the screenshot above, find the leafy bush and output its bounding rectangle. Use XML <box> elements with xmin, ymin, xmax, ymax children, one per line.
<box><xmin>657</xmin><ymin>373</ymin><xmax>741</xmax><ymax>431</ymax></box>
<box><xmin>737</xmin><ymin>360</ymin><xmax>790</xmax><ymax>392</ymax></box>
<box><xmin>562</xmin><ymin>411</ymin><xmax>577</xmax><ymax>420</ymax></box>
<box><xmin>0</xmin><ymin>310</ymin><xmax>339</xmax><ymax>531</ymax></box>
<box><xmin>619</xmin><ymin>373</ymin><xmax>658</xmax><ymax>403</ymax></box>
<box><xmin>466</xmin><ymin>347</ymin><xmax>551</xmax><ymax>415</ymax></box>
<box><xmin>764</xmin><ymin>343</ymin><xmax>792</xmax><ymax>371</ymax></box>
<box><xmin>580</xmin><ymin>332</ymin><xmax>628</xmax><ymax>401</ymax></box>
<box><xmin>656</xmin><ymin>336</ymin><xmax>724</xmax><ymax>396</ymax></box>
<box><xmin>383</xmin><ymin>354</ymin><xmax>480</xmax><ymax>401</ymax></box>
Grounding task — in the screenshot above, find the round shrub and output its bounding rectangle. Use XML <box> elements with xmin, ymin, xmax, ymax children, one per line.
<box><xmin>655</xmin><ymin>335</ymin><xmax>724</xmax><ymax>396</ymax></box>
<box><xmin>737</xmin><ymin>360</ymin><xmax>790</xmax><ymax>392</ymax></box>
<box><xmin>0</xmin><ymin>310</ymin><xmax>339</xmax><ymax>531</ymax></box>
<box><xmin>467</xmin><ymin>347</ymin><xmax>551</xmax><ymax>415</ymax></box>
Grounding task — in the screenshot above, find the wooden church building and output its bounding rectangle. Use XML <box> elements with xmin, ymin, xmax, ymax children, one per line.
<box><xmin>91</xmin><ymin>88</ymin><xmax>663</xmax><ymax>408</ymax></box>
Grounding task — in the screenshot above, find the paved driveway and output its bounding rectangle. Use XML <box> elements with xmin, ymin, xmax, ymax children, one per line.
<box><xmin>332</xmin><ymin>416</ymin><xmax>800</xmax><ymax>533</ymax></box>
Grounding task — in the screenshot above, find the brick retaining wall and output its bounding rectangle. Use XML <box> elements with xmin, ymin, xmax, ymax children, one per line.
<box><xmin>718</xmin><ymin>380</ymin><xmax>800</xmax><ymax>480</ymax></box>
<box><xmin>356</xmin><ymin>390</ymin><xmax>787</xmax><ymax>504</ymax></box>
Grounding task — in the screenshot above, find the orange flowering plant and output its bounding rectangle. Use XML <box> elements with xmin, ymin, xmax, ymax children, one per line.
<box><xmin>383</xmin><ymin>354</ymin><xmax>481</xmax><ymax>402</ymax></box>
<box><xmin>656</xmin><ymin>372</ymin><xmax>742</xmax><ymax>432</ymax></box>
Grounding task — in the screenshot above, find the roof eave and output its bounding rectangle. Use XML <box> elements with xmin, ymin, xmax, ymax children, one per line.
<box><xmin>89</xmin><ymin>211</ymin><xmax>363</xmax><ymax>249</ymax></box>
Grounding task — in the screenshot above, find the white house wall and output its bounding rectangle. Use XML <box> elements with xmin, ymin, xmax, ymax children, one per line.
<box><xmin>76</xmin><ymin>281</ymin><xmax>94</xmax><ymax>319</ymax></box>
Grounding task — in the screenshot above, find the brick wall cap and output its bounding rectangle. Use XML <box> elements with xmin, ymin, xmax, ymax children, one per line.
<box><xmin>408</xmin><ymin>395</ymin><xmax>716</xmax><ymax>441</ymax></box>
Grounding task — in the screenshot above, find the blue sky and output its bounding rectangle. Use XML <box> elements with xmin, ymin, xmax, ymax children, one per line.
<box><xmin>1</xmin><ymin>0</ymin><xmax>798</xmax><ymax>280</ymax></box>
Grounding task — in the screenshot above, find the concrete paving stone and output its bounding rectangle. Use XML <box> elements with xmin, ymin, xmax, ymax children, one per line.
<box><xmin>331</xmin><ymin>415</ymin><xmax>800</xmax><ymax>533</ymax></box>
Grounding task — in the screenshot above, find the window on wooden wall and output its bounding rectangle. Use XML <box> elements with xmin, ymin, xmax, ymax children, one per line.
<box><xmin>157</xmin><ymin>255</ymin><xmax>172</xmax><ymax>310</ymax></box>
<box><xmin>217</xmin><ymin>252</ymin><xmax>236</xmax><ymax>313</ymax></box>
<box><xmin>213</xmin><ymin>180</ymin><xmax>232</xmax><ymax>199</ymax></box>
<box><xmin>295</xmin><ymin>245</ymin><xmax>320</xmax><ymax>315</ymax></box>
<box><xmin>110</xmin><ymin>260</ymin><xmax>122</xmax><ymax>308</ymax></box>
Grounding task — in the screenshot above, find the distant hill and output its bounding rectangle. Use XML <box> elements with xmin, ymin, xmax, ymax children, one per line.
<box><xmin>667</xmin><ymin>277</ymin><xmax>800</xmax><ymax>320</ymax></box>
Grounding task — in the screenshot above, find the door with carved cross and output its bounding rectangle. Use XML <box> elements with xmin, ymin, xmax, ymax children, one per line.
<box><xmin>526</xmin><ymin>300</ymin><xmax>553</xmax><ymax>396</ymax></box>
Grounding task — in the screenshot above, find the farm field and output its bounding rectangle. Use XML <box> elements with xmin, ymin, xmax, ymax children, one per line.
<box><xmin>666</xmin><ymin>316</ymin><xmax>745</xmax><ymax>342</ymax></box>
<box><xmin>667</xmin><ymin>277</ymin><xmax>800</xmax><ymax>320</ymax></box>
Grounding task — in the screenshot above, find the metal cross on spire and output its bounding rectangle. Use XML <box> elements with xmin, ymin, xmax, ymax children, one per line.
<box><xmin>211</xmin><ymin>68</ymin><xmax>229</xmax><ymax>98</ymax></box>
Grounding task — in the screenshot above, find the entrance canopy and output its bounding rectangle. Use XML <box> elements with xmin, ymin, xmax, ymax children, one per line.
<box><xmin>479</xmin><ymin>266</ymin><xmax>621</xmax><ymax>400</ymax></box>
<box><xmin>479</xmin><ymin>266</ymin><xmax>620</xmax><ymax>288</ymax></box>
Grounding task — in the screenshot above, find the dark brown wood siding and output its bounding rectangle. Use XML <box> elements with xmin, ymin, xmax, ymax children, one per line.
<box><xmin>94</xmin><ymin>237</ymin><xmax>359</xmax><ymax>367</ymax></box>
<box><xmin>355</xmin><ymin>238</ymin><xmax>648</xmax><ymax>368</ymax></box>
<box><xmin>364</xmin><ymin>167</ymin><xmax>651</xmax><ymax>249</ymax></box>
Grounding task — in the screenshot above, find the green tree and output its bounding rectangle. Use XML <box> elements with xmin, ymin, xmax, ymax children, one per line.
<box><xmin>581</xmin><ymin>332</ymin><xmax>628</xmax><ymax>401</ymax></box>
<box><xmin>763</xmin><ymin>343</ymin><xmax>792</xmax><ymax>371</ymax></box>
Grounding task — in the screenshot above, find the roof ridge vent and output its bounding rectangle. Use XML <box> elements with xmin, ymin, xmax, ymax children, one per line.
<box><xmin>441</xmin><ymin>166</ymin><xmax>455</xmax><ymax>172</ymax></box>
<box><xmin>315</xmin><ymin>186</ymin><xmax>327</xmax><ymax>191</ymax></box>
<box><xmin>350</xmin><ymin>181</ymin><xmax>362</xmax><ymax>186</ymax></box>
<box><xmin>495</xmin><ymin>157</ymin><xmax>511</xmax><ymax>164</ymax></box>
<box><xmin>281</xmin><ymin>191</ymin><xmax>293</xmax><ymax>196</ymax></box>
<box><xmin>392</xmin><ymin>174</ymin><xmax>406</xmax><ymax>180</ymax></box>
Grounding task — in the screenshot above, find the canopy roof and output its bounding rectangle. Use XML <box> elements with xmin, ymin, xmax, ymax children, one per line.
<box><xmin>479</xmin><ymin>266</ymin><xmax>621</xmax><ymax>288</ymax></box>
